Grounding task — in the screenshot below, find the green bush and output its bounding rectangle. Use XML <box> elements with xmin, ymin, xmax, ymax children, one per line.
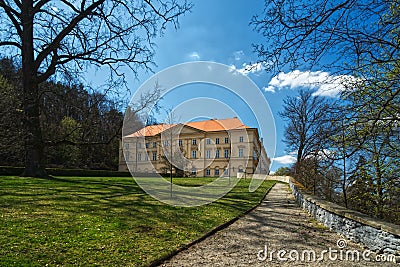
<box><xmin>0</xmin><ymin>166</ymin><xmax>24</xmax><ymax>175</ymax></box>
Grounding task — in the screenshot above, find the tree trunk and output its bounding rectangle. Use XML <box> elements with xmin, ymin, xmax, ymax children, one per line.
<box><xmin>375</xmin><ymin>158</ymin><xmax>383</xmax><ymax>219</ymax></box>
<box><xmin>342</xmin><ymin>156</ymin><xmax>348</xmax><ymax>208</ymax></box>
<box><xmin>295</xmin><ymin>139</ymin><xmax>304</xmax><ymax>175</ymax></box>
<box><xmin>20</xmin><ymin>0</ymin><xmax>46</xmax><ymax>177</ymax></box>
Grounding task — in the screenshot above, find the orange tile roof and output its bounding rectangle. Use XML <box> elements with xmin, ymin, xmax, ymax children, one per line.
<box><xmin>125</xmin><ymin>123</ymin><xmax>176</xmax><ymax>137</ymax></box>
<box><xmin>124</xmin><ymin>117</ymin><xmax>249</xmax><ymax>138</ymax></box>
<box><xmin>186</xmin><ymin>117</ymin><xmax>249</xmax><ymax>132</ymax></box>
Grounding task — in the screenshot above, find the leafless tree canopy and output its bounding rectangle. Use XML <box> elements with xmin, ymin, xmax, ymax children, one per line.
<box><xmin>251</xmin><ymin>0</ymin><xmax>399</xmax><ymax>74</ymax></box>
<box><xmin>0</xmin><ymin>0</ymin><xmax>191</xmax><ymax>176</ymax></box>
<box><xmin>0</xmin><ymin>0</ymin><xmax>191</xmax><ymax>81</ymax></box>
<box><xmin>279</xmin><ymin>89</ymin><xmax>334</xmax><ymax>164</ymax></box>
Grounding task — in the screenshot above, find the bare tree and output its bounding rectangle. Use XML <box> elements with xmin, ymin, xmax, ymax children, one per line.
<box><xmin>251</xmin><ymin>0</ymin><xmax>399</xmax><ymax>73</ymax></box>
<box><xmin>253</xmin><ymin>1</ymin><xmax>399</xmax><ymax>218</ymax></box>
<box><xmin>0</xmin><ymin>0</ymin><xmax>191</xmax><ymax>176</ymax></box>
<box><xmin>252</xmin><ymin>0</ymin><xmax>400</xmax><ymax>135</ymax></box>
<box><xmin>279</xmin><ymin>90</ymin><xmax>333</xmax><ymax>170</ymax></box>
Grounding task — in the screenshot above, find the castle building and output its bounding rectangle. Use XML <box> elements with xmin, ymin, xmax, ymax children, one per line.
<box><xmin>119</xmin><ymin>117</ymin><xmax>270</xmax><ymax>177</ymax></box>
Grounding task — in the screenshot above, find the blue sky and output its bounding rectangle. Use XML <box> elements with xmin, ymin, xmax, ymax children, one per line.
<box><xmin>144</xmin><ymin>0</ymin><xmax>291</xmax><ymax>172</ymax></box>
<box><xmin>97</xmin><ymin>0</ymin><xmax>348</xmax><ymax>172</ymax></box>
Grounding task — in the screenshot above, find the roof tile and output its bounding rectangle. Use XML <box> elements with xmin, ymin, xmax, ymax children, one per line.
<box><xmin>124</xmin><ymin>117</ymin><xmax>248</xmax><ymax>137</ymax></box>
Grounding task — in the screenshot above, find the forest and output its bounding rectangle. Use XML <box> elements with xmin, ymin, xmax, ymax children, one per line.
<box><xmin>0</xmin><ymin>57</ymin><xmax>136</xmax><ymax>170</ymax></box>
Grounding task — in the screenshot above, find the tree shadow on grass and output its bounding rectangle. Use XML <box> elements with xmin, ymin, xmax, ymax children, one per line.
<box><xmin>0</xmin><ymin>176</ymin><xmax>276</xmax><ymax>241</ymax></box>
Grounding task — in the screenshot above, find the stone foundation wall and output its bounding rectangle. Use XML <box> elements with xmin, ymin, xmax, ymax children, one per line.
<box><xmin>289</xmin><ymin>178</ymin><xmax>400</xmax><ymax>256</ymax></box>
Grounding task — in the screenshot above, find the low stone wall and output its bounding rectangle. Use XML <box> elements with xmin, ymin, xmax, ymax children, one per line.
<box><xmin>289</xmin><ymin>177</ymin><xmax>400</xmax><ymax>256</ymax></box>
<box><xmin>241</xmin><ymin>174</ymin><xmax>291</xmax><ymax>183</ymax></box>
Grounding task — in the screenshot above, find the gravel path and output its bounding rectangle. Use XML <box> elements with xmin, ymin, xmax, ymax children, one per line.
<box><xmin>160</xmin><ymin>183</ymin><xmax>398</xmax><ymax>267</ymax></box>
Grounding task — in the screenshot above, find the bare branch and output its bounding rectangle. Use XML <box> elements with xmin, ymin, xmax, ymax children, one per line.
<box><xmin>0</xmin><ymin>0</ymin><xmax>22</xmax><ymax>38</ymax></box>
<box><xmin>33</xmin><ymin>0</ymin><xmax>50</xmax><ymax>12</ymax></box>
<box><xmin>0</xmin><ymin>40</ymin><xmax>21</xmax><ymax>48</ymax></box>
<box><xmin>34</xmin><ymin>0</ymin><xmax>106</xmax><ymax>72</ymax></box>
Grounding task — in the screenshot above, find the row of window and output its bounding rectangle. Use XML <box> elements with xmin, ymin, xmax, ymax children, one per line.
<box><xmin>201</xmin><ymin>168</ymin><xmax>228</xmax><ymax>176</ymax></box>
<box><xmin>126</xmin><ymin>136</ymin><xmax>246</xmax><ymax>149</ymax></box>
<box><xmin>125</xmin><ymin>152</ymin><xmax>158</xmax><ymax>162</ymax></box>
<box><xmin>127</xmin><ymin>148</ymin><xmax>245</xmax><ymax>162</ymax></box>
<box><xmin>126</xmin><ymin>142</ymin><xmax>158</xmax><ymax>149</ymax></box>
<box><xmin>193</xmin><ymin>148</ymin><xmax>244</xmax><ymax>159</ymax></box>
<box><xmin>204</xmin><ymin>168</ymin><xmax>224</xmax><ymax>176</ymax></box>
<box><xmin>203</xmin><ymin>149</ymin><xmax>229</xmax><ymax>159</ymax></box>
<box><xmin>201</xmin><ymin>167</ymin><xmax>244</xmax><ymax>176</ymax></box>
<box><xmin>205</xmin><ymin>137</ymin><xmax>229</xmax><ymax>145</ymax></box>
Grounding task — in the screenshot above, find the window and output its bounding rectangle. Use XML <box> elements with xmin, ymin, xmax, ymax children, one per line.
<box><xmin>238</xmin><ymin>166</ymin><xmax>244</xmax><ymax>173</ymax></box>
<box><xmin>224</xmin><ymin>137</ymin><xmax>229</xmax><ymax>143</ymax></box>
<box><xmin>191</xmin><ymin>168</ymin><xmax>196</xmax><ymax>176</ymax></box>
<box><xmin>224</xmin><ymin>168</ymin><xmax>229</xmax><ymax>176</ymax></box>
<box><xmin>239</xmin><ymin>136</ymin><xmax>244</xmax><ymax>142</ymax></box>
<box><xmin>152</xmin><ymin>152</ymin><xmax>157</xmax><ymax>161</ymax></box>
<box><xmin>125</xmin><ymin>151</ymin><xmax>130</xmax><ymax>161</ymax></box>
<box><xmin>215</xmin><ymin>149</ymin><xmax>220</xmax><ymax>158</ymax></box>
<box><xmin>206</xmin><ymin>169</ymin><xmax>211</xmax><ymax>176</ymax></box>
<box><xmin>145</xmin><ymin>142</ymin><xmax>149</xmax><ymax>148</ymax></box>
<box><xmin>153</xmin><ymin>142</ymin><xmax>157</xmax><ymax>148</ymax></box>
<box><xmin>164</xmin><ymin>140</ymin><xmax>168</xmax><ymax>147</ymax></box>
<box><xmin>178</xmin><ymin>139</ymin><xmax>183</xmax><ymax>146</ymax></box>
<box><xmin>192</xmin><ymin>150</ymin><xmax>197</xmax><ymax>159</ymax></box>
<box><xmin>206</xmin><ymin>138</ymin><xmax>211</xmax><ymax>145</ymax></box>
<box><xmin>145</xmin><ymin>154</ymin><xmax>149</xmax><ymax>161</ymax></box>
<box><xmin>253</xmin><ymin>150</ymin><xmax>258</xmax><ymax>159</ymax></box>
<box><xmin>192</xmin><ymin>139</ymin><xmax>197</xmax><ymax>145</ymax></box>
<box><xmin>215</xmin><ymin>138</ymin><xmax>220</xmax><ymax>144</ymax></box>
<box><xmin>206</xmin><ymin>150</ymin><xmax>211</xmax><ymax>159</ymax></box>
<box><xmin>137</xmin><ymin>153</ymin><xmax>142</xmax><ymax>161</ymax></box>
<box><xmin>137</xmin><ymin>142</ymin><xmax>142</xmax><ymax>148</ymax></box>
<box><xmin>214</xmin><ymin>168</ymin><xmax>220</xmax><ymax>176</ymax></box>
<box><xmin>239</xmin><ymin>148</ymin><xmax>244</xmax><ymax>157</ymax></box>
<box><xmin>224</xmin><ymin>149</ymin><xmax>229</xmax><ymax>158</ymax></box>
<box><xmin>124</xmin><ymin>143</ymin><xmax>129</xmax><ymax>150</ymax></box>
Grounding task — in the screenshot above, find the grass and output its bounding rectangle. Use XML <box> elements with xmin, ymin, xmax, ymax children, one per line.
<box><xmin>0</xmin><ymin>176</ymin><xmax>275</xmax><ymax>266</ymax></box>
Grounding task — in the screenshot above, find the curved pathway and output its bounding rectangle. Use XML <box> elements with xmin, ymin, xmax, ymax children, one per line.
<box><xmin>160</xmin><ymin>183</ymin><xmax>397</xmax><ymax>266</ymax></box>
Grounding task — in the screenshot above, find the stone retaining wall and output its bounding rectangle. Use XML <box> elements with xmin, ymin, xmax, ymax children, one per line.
<box><xmin>242</xmin><ymin>174</ymin><xmax>291</xmax><ymax>183</ymax></box>
<box><xmin>289</xmin><ymin>177</ymin><xmax>400</xmax><ymax>256</ymax></box>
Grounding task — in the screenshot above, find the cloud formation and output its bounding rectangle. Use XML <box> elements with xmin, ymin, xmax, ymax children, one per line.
<box><xmin>264</xmin><ymin>70</ymin><xmax>358</xmax><ymax>97</ymax></box>
<box><xmin>186</xmin><ymin>51</ymin><xmax>200</xmax><ymax>61</ymax></box>
<box><xmin>233</xmin><ymin>50</ymin><xmax>244</xmax><ymax>61</ymax></box>
<box><xmin>273</xmin><ymin>154</ymin><xmax>297</xmax><ymax>164</ymax></box>
<box><xmin>230</xmin><ymin>62</ymin><xmax>268</xmax><ymax>75</ymax></box>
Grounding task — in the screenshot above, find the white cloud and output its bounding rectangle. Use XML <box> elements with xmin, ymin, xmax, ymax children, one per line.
<box><xmin>273</xmin><ymin>154</ymin><xmax>297</xmax><ymax>165</ymax></box>
<box><xmin>233</xmin><ymin>50</ymin><xmax>244</xmax><ymax>61</ymax></box>
<box><xmin>263</xmin><ymin>85</ymin><xmax>276</xmax><ymax>93</ymax></box>
<box><xmin>265</xmin><ymin>70</ymin><xmax>358</xmax><ymax>97</ymax></box>
<box><xmin>230</xmin><ymin>62</ymin><xmax>268</xmax><ymax>75</ymax></box>
<box><xmin>240</xmin><ymin>62</ymin><xmax>267</xmax><ymax>75</ymax></box>
<box><xmin>187</xmin><ymin>51</ymin><xmax>200</xmax><ymax>61</ymax></box>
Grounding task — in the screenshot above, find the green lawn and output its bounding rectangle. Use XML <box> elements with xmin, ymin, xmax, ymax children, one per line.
<box><xmin>0</xmin><ymin>176</ymin><xmax>275</xmax><ymax>266</ymax></box>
